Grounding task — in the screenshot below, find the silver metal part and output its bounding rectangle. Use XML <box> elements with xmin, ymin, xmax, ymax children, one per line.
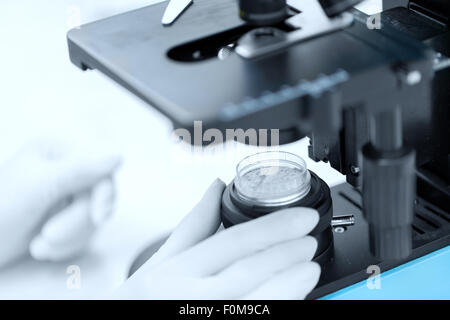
<box><xmin>333</xmin><ymin>226</ymin><xmax>347</xmax><ymax>233</ymax></box>
<box><xmin>235</xmin><ymin>0</ymin><xmax>354</xmax><ymax>59</ymax></box>
<box><xmin>350</xmin><ymin>166</ymin><xmax>361</xmax><ymax>175</ymax></box>
<box><xmin>405</xmin><ymin>70</ymin><xmax>422</xmax><ymax>86</ymax></box>
<box><xmin>218</xmin><ymin>44</ymin><xmax>236</xmax><ymax>60</ymax></box>
<box><xmin>162</xmin><ymin>0</ymin><xmax>193</xmax><ymax>26</ymax></box>
<box><xmin>332</xmin><ymin>215</ymin><xmax>356</xmax><ymax>227</ymax></box>
<box><xmin>434</xmin><ymin>52</ymin><xmax>450</xmax><ymax>71</ymax></box>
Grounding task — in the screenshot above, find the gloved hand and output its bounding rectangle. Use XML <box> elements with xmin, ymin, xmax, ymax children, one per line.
<box><xmin>0</xmin><ymin>141</ymin><xmax>122</xmax><ymax>267</ymax></box>
<box><xmin>116</xmin><ymin>179</ymin><xmax>321</xmax><ymax>300</ymax></box>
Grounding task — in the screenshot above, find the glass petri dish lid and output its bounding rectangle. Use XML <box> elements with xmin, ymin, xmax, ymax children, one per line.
<box><xmin>234</xmin><ymin>151</ymin><xmax>312</xmax><ymax>207</ymax></box>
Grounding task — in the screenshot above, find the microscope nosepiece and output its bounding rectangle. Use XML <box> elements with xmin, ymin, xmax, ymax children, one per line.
<box><xmin>238</xmin><ymin>0</ymin><xmax>288</xmax><ymax>26</ymax></box>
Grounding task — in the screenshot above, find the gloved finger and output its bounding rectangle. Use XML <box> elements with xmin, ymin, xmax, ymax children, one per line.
<box><xmin>43</xmin><ymin>153</ymin><xmax>122</xmax><ymax>209</ymax></box>
<box><xmin>90</xmin><ymin>178</ymin><xmax>116</xmax><ymax>226</ymax></box>
<box><xmin>241</xmin><ymin>261</ymin><xmax>321</xmax><ymax>300</ymax></box>
<box><xmin>147</xmin><ymin>179</ymin><xmax>225</xmax><ymax>268</ymax></box>
<box><xmin>214</xmin><ymin>236</ymin><xmax>317</xmax><ymax>298</ymax></box>
<box><xmin>29</xmin><ymin>194</ymin><xmax>95</xmax><ymax>261</ymax></box>
<box><xmin>168</xmin><ymin>207</ymin><xmax>319</xmax><ymax>276</ymax></box>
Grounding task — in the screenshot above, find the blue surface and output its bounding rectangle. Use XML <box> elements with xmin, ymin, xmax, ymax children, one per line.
<box><xmin>322</xmin><ymin>246</ymin><xmax>450</xmax><ymax>300</ymax></box>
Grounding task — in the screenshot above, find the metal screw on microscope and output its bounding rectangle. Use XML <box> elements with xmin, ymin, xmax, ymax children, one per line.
<box><xmin>334</xmin><ymin>226</ymin><xmax>346</xmax><ymax>233</ymax></box>
<box><xmin>350</xmin><ymin>165</ymin><xmax>360</xmax><ymax>175</ymax></box>
<box><xmin>332</xmin><ymin>215</ymin><xmax>355</xmax><ymax>233</ymax></box>
<box><xmin>406</xmin><ymin>70</ymin><xmax>422</xmax><ymax>86</ymax></box>
<box><xmin>218</xmin><ymin>44</ymin><xmax>235</xmax><ymax>60</ymax></box>
<box><xmin>332</xmin><ymin>215</ymin><xmax>355</xmax><ymax>228</ymax></box>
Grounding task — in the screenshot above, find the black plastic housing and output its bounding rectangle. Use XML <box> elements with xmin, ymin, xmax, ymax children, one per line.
<box><xmin>238</xmin><ymin>0</ymin><xmax>288</xmax><ymax>25</ymax></box>
<box><xmin>221</xmin><ymin>171</ymin><xmax>334</xmax><ymax>260</ymax></box>
<box><xmin>363</xmin><ymin>145</ymin><xmax>416</xmax><ymax>259</ymax></box>
<box><xmin>318</xmin><ymin>0</ymin><xmax>363</xmax><ymax>17</ymax></box>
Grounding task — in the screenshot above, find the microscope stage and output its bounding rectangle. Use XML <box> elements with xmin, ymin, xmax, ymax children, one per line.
<box><xmin>67</xmin><ymin>0</ymin><xmax>432</xmax><ymax>134</ymax></box>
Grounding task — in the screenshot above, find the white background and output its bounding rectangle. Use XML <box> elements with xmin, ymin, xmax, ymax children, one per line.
<box><xmin>0</xmin><ymin>0</ymin><xmax>381</xmax><ymax>299</ymax></box>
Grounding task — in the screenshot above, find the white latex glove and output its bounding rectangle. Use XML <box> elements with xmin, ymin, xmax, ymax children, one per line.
<box><xmin>0</xmin><ymin>141</ymin><xmax>122</xmax><ymax>267</ymax></box>
<box><xmin>116</xmin><ymin>179</ymin><xmax>321</xmax><ymax>300</ymax></box>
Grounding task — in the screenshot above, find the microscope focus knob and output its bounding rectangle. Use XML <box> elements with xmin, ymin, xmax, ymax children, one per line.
<box><xmin>362</xmin><ymin>144</ymin><xmax>416</xmax><ymax>260</ymax></box>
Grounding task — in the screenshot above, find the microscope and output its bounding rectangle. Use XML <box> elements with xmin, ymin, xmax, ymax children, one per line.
<box><xmin>67</xmin><ymin>0</ymin><xmax>449</xmax><ymax>298</ymax></box>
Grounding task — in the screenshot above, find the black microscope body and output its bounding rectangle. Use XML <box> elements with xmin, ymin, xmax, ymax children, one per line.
<box><xmin>68</xmin><ymin>0</ymin><xmax>449</xmax><ymax>298</ymax></box>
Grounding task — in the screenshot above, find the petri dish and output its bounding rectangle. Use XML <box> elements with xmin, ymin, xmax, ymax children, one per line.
<box><xmin>234</xmin><ymin>151</ymin><xmax>311</xmax><ymax>206</ymax></box>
